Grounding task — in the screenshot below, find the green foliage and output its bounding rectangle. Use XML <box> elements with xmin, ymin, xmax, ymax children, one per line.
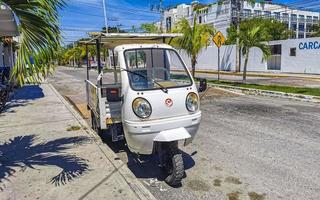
<box><xmin>62</xmin><ymin>45</ymin><xmax>96</xmax><ymax>67</ymax></box>
<box><xmin>172</xmin><ymin>17</ymin><xmax>216</xmax><ymax>77</ymax></box>
<box><xmin>237</xmin><ymin>24</ymin><xmax>271</xmax><ymax>81</ymax></box>
<box><xmin>226</xmin><ymin>18</ymin><xmax>289</xmax><ymax>44</ymax></box>
<box><xmin>140</xmin><ymin>23</ymin><xmax>159</xmax><ymax>33</ymax></box>
<box><xmin>311</xmin><ymin>23</ymin><xmax>320</xmax><ymax>37</ymax></box>
<box><xmin>208</xmin><ymin>80</ymin><xmax>320</xmax><ymax>97</ymax></box>
<box><xmin>102</xmin><ymin>26</ymin><xmax>126</xmax><ymax>33</ymax></box>
<box><xmin>1</xmin><ymin>0</ymin><xmax>65</xmax><ymax>85</ymax></box>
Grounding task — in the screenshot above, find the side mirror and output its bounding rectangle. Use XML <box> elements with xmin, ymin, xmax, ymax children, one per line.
<box><xmin>197</xmin><ymin>78</ymin><xmax>207</xmax><ymax>93</ymax></box>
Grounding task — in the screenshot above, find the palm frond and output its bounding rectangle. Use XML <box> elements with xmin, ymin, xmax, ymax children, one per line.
<box><xmin>1</xmin><ymin>0</ymin><xmax>65</xmax><ymax>85</ymax></box>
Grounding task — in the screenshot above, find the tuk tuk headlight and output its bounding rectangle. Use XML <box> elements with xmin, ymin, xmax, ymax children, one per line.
<box><xmin>132</xmin><ymin>98</ymin><xmax>152</xmax><ymax>119</ymax></box>
<box><xmin>186</xmin><ymin>92</ymin><xmax>199</xmax><ymax>112</ymax></box>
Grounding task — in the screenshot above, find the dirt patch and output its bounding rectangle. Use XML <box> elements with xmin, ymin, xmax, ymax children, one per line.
<box><xmin>67</xmin><ymin>125</ymin><xmax>81</xmax><ymax>131</ymax></box>
<box><xmin>248</xmin><ymin>192</ymin><xmax>266</xmax><ymax>200</ymax></box>
<box><xmin>225</xmin><ymin>176</ymin><xmax>242</xmax><ymax>185</ymax></box>
<box><xmin>227</xmin><ymin>191</ymin><xmax>241</xmax><ymax>200</ymax></box>
<box><xmin>200</xmin><ymin>87</ymin><xmax>240</xmax><ymax>100</ymax></box>
<box><xmin>213</xmin><ymin>179</ymin><xmax>222</xmax><ymax>187</ymax></box>
<box><xmin>186</xmin><ymin>179</ymin><xmax>210</xmax><ymax>192</ymax></box>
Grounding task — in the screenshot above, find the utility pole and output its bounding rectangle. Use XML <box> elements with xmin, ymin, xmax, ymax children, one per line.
<box><xmin>102</xmin><ymin>0</ymin><xmax>108</xmax><ymax>33</ymax></box>
<box><xmin>159</xmin><ymin>0</ymin><xmax>164</xmax><ymax>33</ymax></box>
<box><xmin>151</xmin><ymin>0</ymin><xmax>164</xmax><ymax>33</ymax></box>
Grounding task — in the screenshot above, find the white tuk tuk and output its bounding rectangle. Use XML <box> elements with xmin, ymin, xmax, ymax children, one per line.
<box><xmin>82</xmin><ymin>33</ymin><xmax>203</xmax><ymax>186</ymax></box>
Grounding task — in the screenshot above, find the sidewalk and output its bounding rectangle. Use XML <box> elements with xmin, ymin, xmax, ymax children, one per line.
<box><xmin>174</xmin><ymin>70</ymin><xmax>320</xmax><ymax>88</ymax></box>
<box><xmin>0</xmin><ymin>84</ymin><xmax>155</xmax><ymax>200</ymax></box>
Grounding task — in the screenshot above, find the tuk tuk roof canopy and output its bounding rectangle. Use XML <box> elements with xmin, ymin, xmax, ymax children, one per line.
<box><xmin>80</xmin><ymin>32</ymin><xmax>183</xmax><ymax>48</ymax></box>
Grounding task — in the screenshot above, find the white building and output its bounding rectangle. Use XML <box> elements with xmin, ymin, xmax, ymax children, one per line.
<box><xmin>179</xmin><ymin>37</ymin><xmax>320</xmax><ymax>74</ymax></box>
<box><xmin>163</xmin><ymin>0</ymin><xmax>320</xmax><ymax>38</ymax></box>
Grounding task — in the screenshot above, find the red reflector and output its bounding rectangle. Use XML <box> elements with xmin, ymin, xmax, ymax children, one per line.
<box><xmin>110</xmin><ymin>90</ymin><xmax>118</xmax><ymax>94</ymax></box>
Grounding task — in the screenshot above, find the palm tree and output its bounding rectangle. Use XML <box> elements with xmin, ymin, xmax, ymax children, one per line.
<box><xmin>238</xmin><ymin>26</ymin><xmax>271</xmax><ymax>81</ymax></box>
<box><xmin>174</xmin><ymin>17</ymin><xmax>215</xmax><ymax>78</ymax></box>
<box><xmin>0</xmin><ymin>0</ymin><xmax>65</xmax><ymax>85</ymax></box>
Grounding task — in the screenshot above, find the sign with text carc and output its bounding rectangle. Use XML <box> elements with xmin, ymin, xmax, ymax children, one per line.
<box><xmin>213</xmin><ymin>31</ymin><xmax>226</xmax><ymax>48</ymax></box>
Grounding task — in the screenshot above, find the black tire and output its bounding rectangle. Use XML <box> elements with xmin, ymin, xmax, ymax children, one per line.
<box><xmin>165</xmin><ymin>150</ymin><xmax>184</xmax><ymax>186</ymax></box>
<box><xmin>0</xmin><ymin>90</ymin><xmax>8</xmax><ymax>112</ymax></box>
<box><xmin>91</xmin><ymin>110</ymin><xmax>102</xmax><ymax>134</ymax></box>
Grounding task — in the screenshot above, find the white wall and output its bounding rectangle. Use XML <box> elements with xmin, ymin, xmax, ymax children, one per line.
<box><xmin>274</xmin><ymin>38</ymin><xmax>320</xmax><ymax>74</ymax></box>
<box><xmin>179</xmin><ymin>45</ymin><xmax>237</xmax><ymax>71</ymax></box>
<box><xmin>178</xmin><ymin>37</ymin><xmax>320</xmax><ymax>74</ymax></box>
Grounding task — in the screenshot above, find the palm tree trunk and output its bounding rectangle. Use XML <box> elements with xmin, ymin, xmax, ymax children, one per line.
<box><xmin>191</xmin><ymin>57</ymin><xmax>196</xmax><ymax>78</ymax></box>
<box><xmin>243</xmin><ymin>52</ymin><xmax>249</xmax><ymax>82</ymax></box>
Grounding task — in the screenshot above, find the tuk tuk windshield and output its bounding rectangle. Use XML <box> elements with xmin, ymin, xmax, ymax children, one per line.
<box><xmin>124</xmin><ymin>48</ymin><xmax>192</xmax><ymax>91</ymax></box>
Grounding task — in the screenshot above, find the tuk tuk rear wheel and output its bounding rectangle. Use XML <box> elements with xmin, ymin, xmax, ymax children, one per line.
<box><xmin>91</xmin><ymin>110</ymin><xmax>102</xmax><ymax>134</ymax></box>
<box><xmin>164</xmin><ymin>149</ymin><xmax>184</xmax><ymax>186</ymax></box>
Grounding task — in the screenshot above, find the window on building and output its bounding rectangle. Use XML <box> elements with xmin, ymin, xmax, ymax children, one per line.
<box><xmin>307</xmin><ymin>16</ymin><xmax>312</xmax><ymax>23</ymax></box>
<box><xmin>199</xmin><ymin>16</ymin><xmax>202</xmax><ymax>23</ymax></box>
<box><xmin>264</xmin><ymin>11</ymin><xmax>271</xmax><ymax>19</ymax></box>
<box><xmin>313</xmin><ymin>16</ymin><xmax>319</xmax><ymax>23</ymax></box>
<box><xmin>290</xmin><ymin>48</ymin><xmax>296</xmax><ymax>56</ymax></box>
<box><xmin>299</xmin><ymin>15</ymin><xmax>305</xmax><ymax>21</ymax></box>
<box><xmin>274</xmin><ymin>12</ymin><xmax>280</xmax><ymax>20</ymax></box>
<box><xmin>243</xmin><ymin>9</ymin><xmax>251</xmax><ymax>18</ymax></box>
<box><xmin>306</xmin><ymin>24</ymin><xmax>312</xmax><ymax>32</ymax></box>
<box><xmin>298</xmin><ymin>23</ymin><xmax>305</xmax><ymax>32</ymax></box>
<box><xmin>298</xmin><ymin>33</ymin><xmax>304</xmax><ymax>38</ymax></box>
<box><xmin>291</xmin><ymin>23</ymin><xmax>297</xmax><ymax>31</ymax></box>
<box><xmin>282</xmin><ymin>13</ymin><xmax>289</xmax><ymax>21</ymax></box>
<box><xmin>254</xmin><ymin>10</ymin><xmax>262</xmax><ymax>17</ymax></box>
<box><xmin>270</xmin><ymin>45</ymin><xmax>282</xmax><ymax>55</ymax></box>
<box><xmin>291</xmin><ymin>14</ymin><xmax>297</xmax><ymax>21</ymax></box>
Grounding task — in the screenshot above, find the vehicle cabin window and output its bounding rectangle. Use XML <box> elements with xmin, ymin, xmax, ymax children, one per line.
<box><xmin>124</xmin><ymin>48</ymin><xmax>192</xmax><ymax>91</ymax></box>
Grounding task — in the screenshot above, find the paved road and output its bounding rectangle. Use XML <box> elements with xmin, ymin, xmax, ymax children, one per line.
<box><xmin>50</xmin><ymin>66</ymin><xmax>320</xmax><ymax>200</ymax></box>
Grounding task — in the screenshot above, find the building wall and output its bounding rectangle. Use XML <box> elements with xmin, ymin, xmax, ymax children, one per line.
<box><xmin>162</xmin><ymin>1</ymin><xmax>320</xmax><ymax>38</ymax></box>
<box><xmin>179</xmin><ymin>37</ymin><xmax>320</xmax><ymax>74</ymax></box>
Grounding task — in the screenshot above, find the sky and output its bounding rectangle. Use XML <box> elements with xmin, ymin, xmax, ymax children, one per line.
<box><xmin>60</xmin><ymin>0</ymin><xmax>304</xmax><ymax>44</ymax></box>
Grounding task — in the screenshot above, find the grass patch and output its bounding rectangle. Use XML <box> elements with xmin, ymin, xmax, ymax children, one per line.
<box><xmin>67</xmin><ymin>125</ymin><xmax>81</xmax><ymax>132</ymax></box>
<box><xmin>213</xmin><ymin>179</ymin><xmax>222</xmax><ymax>187</ymax></box>
<box><xmin>225</xmin><ymin>176</ymin><xmax>242</xmax><ymax>185</ymax></box>
<box><xmin>208</xmin><ymin>80</ymin><xmax>320</xmax><ymax>97</ymax></box>
<box><xmin>227</xmin><ymin>191</ymin><xmax>241</xmax><ymax>200</ymax></box>
<box><xmin>248</xmin><ymin>192</ymin><xmax>266</xmax><ymax>200</ymax></box>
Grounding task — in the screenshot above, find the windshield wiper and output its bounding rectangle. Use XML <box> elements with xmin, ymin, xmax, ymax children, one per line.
<box><xmin>121</xmin><ymin>69</ymin><xmax>168</xmax><ymax>93</ymax></box>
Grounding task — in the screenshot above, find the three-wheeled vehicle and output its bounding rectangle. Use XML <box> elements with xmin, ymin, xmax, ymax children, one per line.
<box><xmin>81</xmin><ymin>33</ymin><xmax>203</xmax><ymax>186</ymax></box>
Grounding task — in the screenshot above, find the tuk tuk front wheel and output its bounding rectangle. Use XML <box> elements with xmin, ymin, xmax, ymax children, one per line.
<box><xmin>164</xmin><ymin>148</ymin><xmax>184</xmax><ymax>186</ymax></box>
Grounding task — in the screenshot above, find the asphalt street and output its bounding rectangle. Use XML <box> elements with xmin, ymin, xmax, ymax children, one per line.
<box><xmin>50</xmin><ymin>66</ymin><xmax>320</xmax><ymax>200</ymax></box>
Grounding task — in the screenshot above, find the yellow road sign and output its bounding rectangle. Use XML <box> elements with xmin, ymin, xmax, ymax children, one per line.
<box><xmin>213</xmin><ymin>31</ymin><xmax>226</xmax><ymax>48</ymax></box>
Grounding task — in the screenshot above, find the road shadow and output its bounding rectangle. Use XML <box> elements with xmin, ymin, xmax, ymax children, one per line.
<box><xmin>2</xmin><ymin>85</ymin><xmax>45</xmax><ymax>113</ymax></box>
<box><xmin>99</xmin><ymin>133</ymin><xmax>195</xmax><ymax>184</ymax></box>
<box><xmin>0</xmin><ymin>135</ymin><xmax>91</xmax><ymax>191</ymax></box>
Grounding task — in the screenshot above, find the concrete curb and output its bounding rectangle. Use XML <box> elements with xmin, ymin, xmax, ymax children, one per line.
<box><xmin>48</xmin><ymin>83</ymin><xmax>156</xmax><ymax>200</ymax></box>
<box><xmin>210</xmin><ymin>83</ymin><xmax>320</xmax><ymax>103</ymax></box>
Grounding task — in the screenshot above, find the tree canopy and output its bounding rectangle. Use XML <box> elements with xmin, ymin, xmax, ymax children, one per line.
<box><xmin>226</xmin><ymin>18</ymin><xmax>289</xmax><ymax>44</ymax></box>
<box><xmin>140</xmin><ymin>23</ymin><xmax>159</xmax><ymax>33</ymax></box>
<box><xmin>173</xmin><ymin>18</ymin><xmax>216</xmax><ymax>77</ymax></box>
